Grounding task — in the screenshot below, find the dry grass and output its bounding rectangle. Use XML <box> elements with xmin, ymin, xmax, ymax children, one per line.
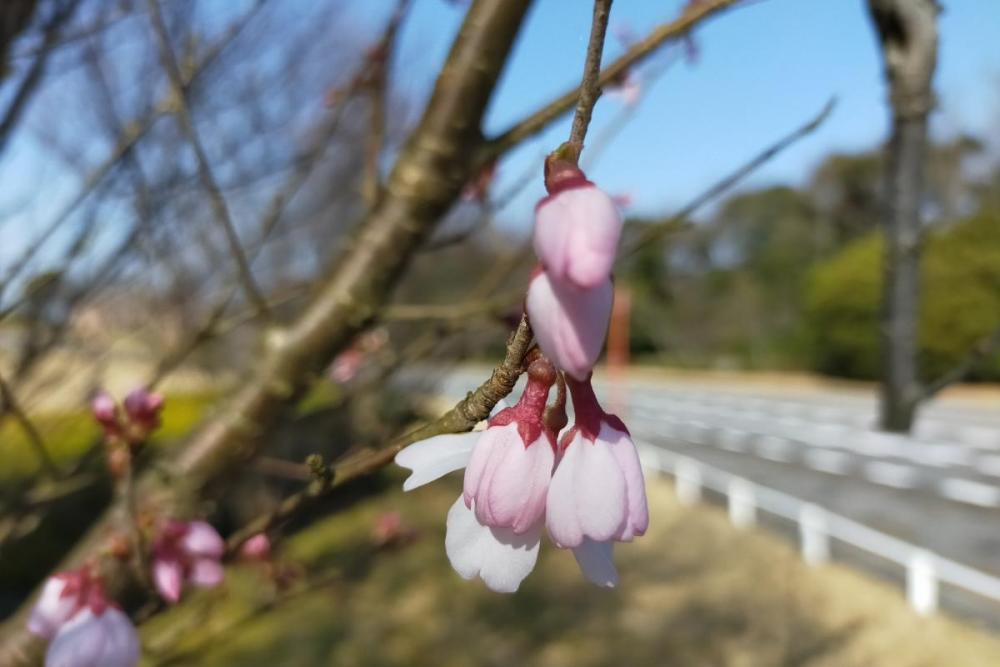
<box><xmin>141</xmin><ymin>474</ymin><xmax>1000</xmax><ymax>667</ymax></box>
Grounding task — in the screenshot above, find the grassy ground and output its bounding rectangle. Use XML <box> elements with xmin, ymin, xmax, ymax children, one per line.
<box><xmin>0</xmin><ymin>392</ymin><xmax>217</xmax><ymax>482</ymax></box>
<box><xmin>141</xmin><ymin>474</ymin><xmax>1000</xmax><ymax>667</ymax></box>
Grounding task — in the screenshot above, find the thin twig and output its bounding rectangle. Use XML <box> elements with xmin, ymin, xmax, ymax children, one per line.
<box><xmin>146</xmin><ymin>0</ymin><xmax>270</xmax><ymax>319</ymax></box>
<box><xmin>225</xmin><ymin>314</ymin><xmax>534</xmax><ymax>553</ymax></box>
<box><xmin>568</xmin><ymin>0</ymin><xmax>614</xmax><ymax>149</ymax></box>
<box><xmin>479</xmin><ymin>0</ymin><xmax>743</xmax><ymax>163</ymax></box>
<box><xmin>623</xmin><ymin>97</ymin><xmax>835</xmax><ymax>256</ymax></box>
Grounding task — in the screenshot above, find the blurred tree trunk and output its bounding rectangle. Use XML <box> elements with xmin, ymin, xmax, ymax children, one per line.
<box><xmin>0</xmin><ymin>1</ymin><xmax>37</xmax><ymax>72</ymax></box>
<box><xmin>867</xmin><ymin>0</ymin><xmax>938</xmax><ymax>433</ymax></box>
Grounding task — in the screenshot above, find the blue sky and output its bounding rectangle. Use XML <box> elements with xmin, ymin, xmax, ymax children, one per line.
<box><xmin>356</xmin><ymin>0</ymin><xmax>1000</xmax><ymax>231</ymax></box>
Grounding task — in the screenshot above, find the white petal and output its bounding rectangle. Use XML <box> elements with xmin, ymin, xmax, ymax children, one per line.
<box><xmin>96</xmin><ymin>609</ymin><xmax>141</xmax><ymax>667</ymax></box>
<box><xmin>572</xmin><ymin>539</ymin><xmax>619</xmax><ymax>588</ymax></box>
<box><xmin>395</xmin><ymin>432</ymin><xmax>479</xmax><ymax>491</ymax></box>
<box><xmin>46</xmin><ymin>610</ymin><xmax>106</xmax><ymax>667</ymax></box>
<box><xmin>445</xmin><ymin>496</ymin><xmax>541</xmax><ymax>593</ymax></box>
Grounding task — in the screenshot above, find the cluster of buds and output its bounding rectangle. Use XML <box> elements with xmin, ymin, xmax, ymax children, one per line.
<box><xmin>397</xmin><ymin>357</ymin><xmax>647</xmax><ymax>592</ymax></box>
<box><xmin>28</xmin><ymin>567</ymin><xmax>140</xmax><ymax>667</ymax></box>
<box><xmin>91</xmin><ymin>387</ymin><xmax>164</xmax><ymax>447</ymax></box>
<box><xmin>395</xmin><ymin>145</ymin><xmax>648</xmax><ymax>592</ymax></box>
<box><xmin>526</xmin><ymin>145</ymin><xmax>624</xmax><ymax>380</ymax></box>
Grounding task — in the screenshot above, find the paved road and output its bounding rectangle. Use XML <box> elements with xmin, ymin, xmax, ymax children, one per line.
<box><xmin>434</xmin><ymin>369</ymin><xmax>1000</xmax><ymax>580</ymax></box>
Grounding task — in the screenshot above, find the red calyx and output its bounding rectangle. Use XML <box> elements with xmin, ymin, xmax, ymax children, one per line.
<box><xmin>562</xmin><ymin>374</ymin><xmax>629</xmax><ymax>450</ymax></box>
<box><xmin>489</xmin><ymin>359</ymin><xmax>558</xmax><ymax>450</ymax></box>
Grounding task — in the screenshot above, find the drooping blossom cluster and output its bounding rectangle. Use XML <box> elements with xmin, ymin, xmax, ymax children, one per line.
<box><xmin>396</xmin><ymin>149</ymin><xmax>645</xmax><ymax>591</ymax></box>
<box><xmin>28</xmin><ymin>568</ymin><xmax>140</xmax><ymax>667</ymax></box>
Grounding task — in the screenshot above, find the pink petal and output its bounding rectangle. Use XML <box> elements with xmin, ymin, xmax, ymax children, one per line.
<box><xmin>444</xmin><ymin>496</ymin><xmax>541</xmax><ymax>593</ymax></box>
<box><xmin>480</xmin><ymin>435</ymin><xmax>554</xmax><ymax>534</ymax></box>
<box><xmin>545</xmin><ymin>435</ymin><xmax>585</xmax><ymax>548</ymax></box>
<box><xmin>534</xmin><ymin>185</ymin><xmax>623</xmax><ymax>289</ymax></box>
<box><xmin>179</xmin><ymin>521</ymin><xmax>224</xmax><ymax>559</ymax></box>
<box><xmin>28</xmin><ymin>577</ymin><xmax>77</xmax><ymax>640</ymax></box>
<box><xmin>395</xmin><ymin>432</ymin><xmax>479</xmax><ymax>491</ymax></box>
<box><xmin>188</xmin><ymin>558</ymin><xmax>225</xmax><ymax>589</ymax></box>
<box><xmin>153</xmin><ymin>557</ymin><xmax>183</xmax><ymax>604</ymax></box>
<box><xmin>603</xmin><ymin>423</ymin><xmax>649</xmax><ymax>541</ymax></box>
<box><xmin>546</xmin><ymin>432</ymin><xmax>628</xmax><ymax>548</ymax></box>
<box><xmin>574</xmin><ymin>438</ymin><xmax>628</xmax><ymax>542</ymax></box>
<box><xmin>463</xmin><ymin>423</ymin><xmax>518</xmax><ymax>509</ymax></box>
<box><xmin>525</xmin><ymin>272</ymin><xmax>613</xmax><ymax>381</ymax></box>
<box><xmin>572</xmin><ymin>539</ymin><xmax>619</xmax><ymax>588</ymax></box>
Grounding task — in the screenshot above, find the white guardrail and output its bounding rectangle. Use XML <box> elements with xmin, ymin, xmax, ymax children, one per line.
<box><xmin>637</xmin><ymin>442</ymin><xmax>1000</xmax><ymax>617</ymax></box>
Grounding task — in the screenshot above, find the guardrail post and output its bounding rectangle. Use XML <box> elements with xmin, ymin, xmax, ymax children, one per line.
<box><xmin>674</xmin><ymin>458</ymin><xmax>702</xmax><ymax>506</ymax></box>
<box><xmin>727</xmin><ymin>478</ymin><xmax>756</xmax><ymax>529</ymax></box>
<box><xmin>907</xmin><ymin>549</ymin><xmax>938</xmax><ymax>616</ymax></box>
<box><xmin>799</xmin><ymin>503</ymin><xmax>829</xmax><ymax>566</ymax></box>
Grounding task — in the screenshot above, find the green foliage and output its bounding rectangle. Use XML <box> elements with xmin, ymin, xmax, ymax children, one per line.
<box><xmin>805</xmin><ymin>211</ymin><xmax>1000</xmax><ymax>380</ymax></box>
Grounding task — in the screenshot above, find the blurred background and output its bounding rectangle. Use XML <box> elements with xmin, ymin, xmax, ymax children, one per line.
<box><xmin>1</xmin><ymin>0</ymin><xmax>1000</xmax><ymax>665</ymax></box>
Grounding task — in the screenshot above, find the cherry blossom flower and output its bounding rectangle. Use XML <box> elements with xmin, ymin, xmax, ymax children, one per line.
<box><xmin>546</xmin><ymin>374</ymin><xmax>648</xmax><ymax>577</ymax></box>
<box><xmin>151</xmin><ymin>520</ymin><xmax>225</xmax><ymax>603</ymax></box>
<box><xmin>533</xmin><ymin>160</ymin><xmax>623</xmax><ymax>290</ymax></box>
<box><xmin>28</xmin><ymin>568</ymin><xmax>140</xmax><ymax>667</ymax></box>
<box><xmin>396</xmin><ymin>361</ymin><xmax>558</xmax><ymax>592</ymax></box>
<box><xmin>525</xmin><ymin>268</ymin><xmax>613</xmax><ymax>381</ymax></box>
<box><xmin>28</xmin><ymin>569</ymin><xmax>93</xmax><ymax>641</ymax></box>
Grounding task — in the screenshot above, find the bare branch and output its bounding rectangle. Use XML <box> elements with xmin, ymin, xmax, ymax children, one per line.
<box><xmin>225</xmin><ymin>314</ymin><xmax>533</xmax><ymax>553</ymax></box>
<box><xmin>567</xmin><ymin>0</ymin><xmax>613</xmax><ymax>149</ymax></box>
<box><xmin>146</xmin><ymin>0</ymin><xmax>270</xmax><ymax>319</ymax></box>
<box><xmin>623</xmin><ymin>97</ymin><xmax>835</xmax><ymax>256</ymax></box>
<box><xmin>479</xmin><ymin>0</ymin><xmax>743</xmax><ymax>162</ymax></box>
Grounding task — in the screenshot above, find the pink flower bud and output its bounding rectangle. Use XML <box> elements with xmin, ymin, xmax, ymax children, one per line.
<box><xmin>240</xmin><ymin>533</ymin><xmax>271</xmax><ymax>560</ymax></box>
<box><xmin>525</xmin><ymin>269</ymin><xmax>613</xmax><ymax>381</ymax></box>
<box><xmin>122</xmin><ymin>388</ymin><xmax>164</xmax><ymax>428</ymax></box>
<box><xmin>534</xmin><ymin>175</ymin><xmax>623</xmax><ymax>289</ymax></box>
<box><xmin>90</xmin><ymin>392</ymin><xmax>118</xmax><ymax>430</ymax></box>
<box><xmin>546</xmin><ymin>376</ymin><xmax>648</xmax><ymax>549</ymax></box>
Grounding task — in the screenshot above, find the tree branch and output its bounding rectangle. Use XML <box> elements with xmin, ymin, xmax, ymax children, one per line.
<box><xmin>225</xmin><ymin>314</ymin><xmax>533</xmax><ymax>553</ymax></box>
<box><xmin>623</xmin><ymin>97</ymin><xmax>835</xmax><ymax>256</ymax></box>
<box><xmin>568</xmin><ymin>0</ymin><xmax>613</xmax><ymax>149</ymax></box>
<box><xmin>478</xmin><ymin>0</ymin><xmax>742</xmax><ymax>162</ymax></box>
<box><xmin>146</xmin><ymin>0</ymin><xmax>270</xmax><ymax>319</ymax></box>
